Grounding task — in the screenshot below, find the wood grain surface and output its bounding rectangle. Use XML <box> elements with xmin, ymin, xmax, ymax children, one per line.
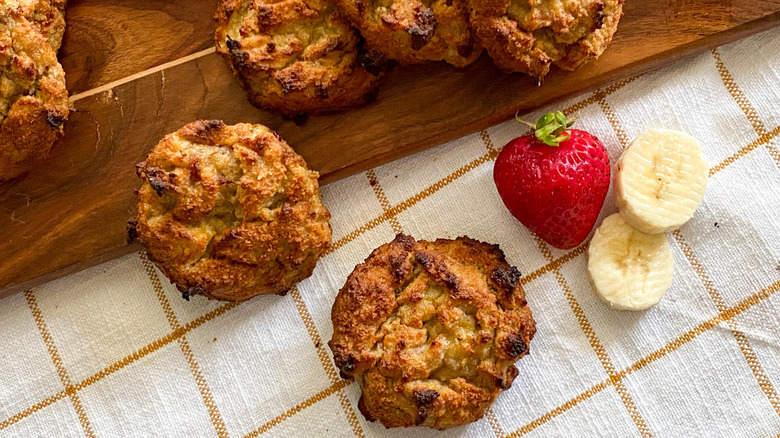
<box><xmin>1</xmin><ymin>0</ymin><xmax>779</xmax><ymax>297</ymax></box>
<box><xmin>60</xmin><ymin>0</ymin><xmax>215</xmax><ymax>94</ymax></box>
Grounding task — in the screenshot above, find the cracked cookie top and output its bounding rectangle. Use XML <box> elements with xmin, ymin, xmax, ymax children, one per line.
<box><xmin>469</xmin><ymin>0</ymin><xmax>624</xmax><ymax>78</ymax></box>
<box><xmin>334</xmin><ymin>0</ymin><xmax>482</xmax><ymax>67</ymax></box>
<box><xmin>0</xmin><ymin>12</ymin><xmax>68</xmax><ymax>181</ymax></box>
<box><xmin>132</xmin><ymin>120</ymin><xmax>332</xmax><ymax>301</ymax></box>
<box><xmin>329</xmin><ymin>234</ymin><xmax>536</xmax><ymax>429</ymax></box>
<box><xmin>215</xmin><ymin>0</ymin><xmax>387</xmax><ymax>116</ymax></box>
<box><xmin>2</xmin><ymin>0</ymin><xmax>67</xmax><ymax>51</ymax></box>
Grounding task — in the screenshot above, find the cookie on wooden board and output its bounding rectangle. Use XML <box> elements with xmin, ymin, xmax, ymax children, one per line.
<box><xmin>0</xmin><ymin>13</ymin><xmax>68</xmax><ymax>181</ymax></box>
<box><xmin>335</xmin><ymin>0</ymin><xmax>482</xmax><ymax>67</ymax></box>
<box><xmin>131</xmin><ymin>121</ymin><xmax>332</xmax><ymax>301</ymax></box>
<box><xmin>215</xmin><ymin>0</ymin><xmax>387</xmax><ymax>116</ymax></box>
<box><xmin>469</xmin><ymin>0</ymin><xmax>624</xmax><ymax>78</ymax></box>
<box><xmin>2</xmin><ymin>0</ymin><xmax>68</xmax><ymax>51</ymax></box>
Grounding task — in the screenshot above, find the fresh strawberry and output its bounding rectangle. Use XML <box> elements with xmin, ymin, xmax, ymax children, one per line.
<box><xmin>493</xmin><ymin>111</ymin><xmax>610</xmax><ymax>249</ymax></box>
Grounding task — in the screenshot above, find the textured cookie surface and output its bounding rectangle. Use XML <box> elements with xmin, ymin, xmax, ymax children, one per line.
<box><xmin>470</xmin><ymin>0</ymin><xmax>623</xmax><ymax>78</ymax></box>
<box><xmin>329</xmin><ymin>234</ymin><xmax>536</xmax><ymax>429</ymax></box>
<box><xmin>335</xmin><ymin>0</ymin><xmax>481</xmax><ymax>67</ymax></box>
<box><xmin>0</xmin><ymin>13</ymin><xmax>68</xmax><ymax>181</ymax></box>
<box><xmin>132</xmin><ymin>121</ymin><xmax>332</xmax><ymax>301</ymax></box>
<box><xmin>215</xmin><ymin>0</ymin><xmax>385</xmax><ymax>116</ymax></box>
<box><xmin>2</xmin><ymin>0</ymin><xmax>67</xmax><ymax>51</ymax></box>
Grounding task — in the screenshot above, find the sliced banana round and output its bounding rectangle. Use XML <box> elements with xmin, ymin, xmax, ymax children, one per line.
<box><xmin>587</xmin><ymin>214</ymin><xmax>674</xmax><ymax>311</ymax></box>
<box><xmin>615</xmin><ymin>129</ymin><xmax>708</xmax><ymax>234</ymax></box>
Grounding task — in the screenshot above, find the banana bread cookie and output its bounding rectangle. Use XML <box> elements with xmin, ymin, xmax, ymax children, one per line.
<box><xmin>3</xmin><ymin>0</ymin><xmax>67</xmax><ymax>51</ymax></box>
<box><xmin>469</xmin><ymin>0</ymin><xmax>623</xmax><ymax>78</ymax></box>
<box><xmin>215</xmin><ymin>0</ymin><xmax>386</xmax><ymax>116</ymax></box>
<box><xmin>131</xmin><ymin>121</ymin><xmax>332</xmax><ymax>301</ymax></box>
<box><xmin>0</xmin><ymin>13</ymin><xmax>68</xmax><ymax>181</ymax></box>
<box><xmin>335</xmin><ymin>0</ymin><xmax>482</xmax><ymax>67</ymax></box>
<box><xmin>329</xmin><ymin>234</ymin><xmax>536</xmax><ymax>429</ymax></box>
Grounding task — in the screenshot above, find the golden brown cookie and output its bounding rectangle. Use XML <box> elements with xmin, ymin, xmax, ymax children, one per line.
<box><xmin>2</xmin><ymin>0</ymin><xmax>67</xmax><ymax>51</ymax></box>
<box><xmin>470</xmin><ymin>0</ymin><xmax>623</xmax><ymax>78</ymax></box>
<box><xmin>131</xmin><ymin>121</ymin><xmax>332</xmax><ymax>301</ymax></box>
<box><xmin>329</xmin><ymin>234</ymin><xmax>536</xmax><ymax>429</ymax></box>
<box><xmin>335</xmin><ymin>0</ymin><xmax>481</xmax><ymax>67</ymax></box>
<box><xmin>0</xmin><ymin>13</ymin><xmax>69</xmax><ymax>181</ymax></box>
<box><xmin>215</xmin><ymin>0</ymin><xmax>386</xmax><ymax>116</ymax></box>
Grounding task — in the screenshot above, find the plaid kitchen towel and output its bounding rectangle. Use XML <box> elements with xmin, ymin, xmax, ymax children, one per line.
<box><xmin>1</xmin><ymin>26</ymin><xmax>780</xmax><ymax>438</ymax></box>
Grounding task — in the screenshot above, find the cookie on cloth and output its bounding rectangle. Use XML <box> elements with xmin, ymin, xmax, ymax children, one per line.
<box><xmin>131</xmin><ymin>121</ymin><xmax>332</xmax><ymax>301</ymax></box>
<box><xmin>0</xmin><ymin>13</ymin><xmax>69</xmax><ymax>181</ymax></box>
<box><xmin>334</xmin><ymin>0</ymin><xmax>482</xmax><ymax>67</ymax></box>
<box><xmin>469</xmin><ymin>0</ymin><xmax>624</xmax><ymax>78</ymax></box>
<box><xmin>215</xmin><ymin>0</ymin><xmax>387</xmax><ymax>116</ymax></box>
<box><xmin>329</xmin><ymin>234</ymin><xmax>536</xmax><ymax>429</ymax></box>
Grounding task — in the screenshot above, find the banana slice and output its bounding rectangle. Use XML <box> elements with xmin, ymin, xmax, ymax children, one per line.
<box><xmin>615</xmin><ymin>129</ymin><xmax>708</xmax><ymax>234</ymax></box>
<box><xmin>587</xmin><ymin>214</ymin><xmax>674</xmax><ymax>311</ymax></box>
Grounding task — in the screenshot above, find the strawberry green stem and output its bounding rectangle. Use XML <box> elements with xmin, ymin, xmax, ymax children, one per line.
<box><xmin>514</xmin><ymin>111</ymin><xmax>577</xmax><ymax>147</ymax></box>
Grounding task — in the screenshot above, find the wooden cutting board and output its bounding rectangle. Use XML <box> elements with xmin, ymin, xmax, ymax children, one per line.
<box><xmin>1</xmin><ymin>0</ymin><xmax>779</xmax><ymax>298</ymax></box>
